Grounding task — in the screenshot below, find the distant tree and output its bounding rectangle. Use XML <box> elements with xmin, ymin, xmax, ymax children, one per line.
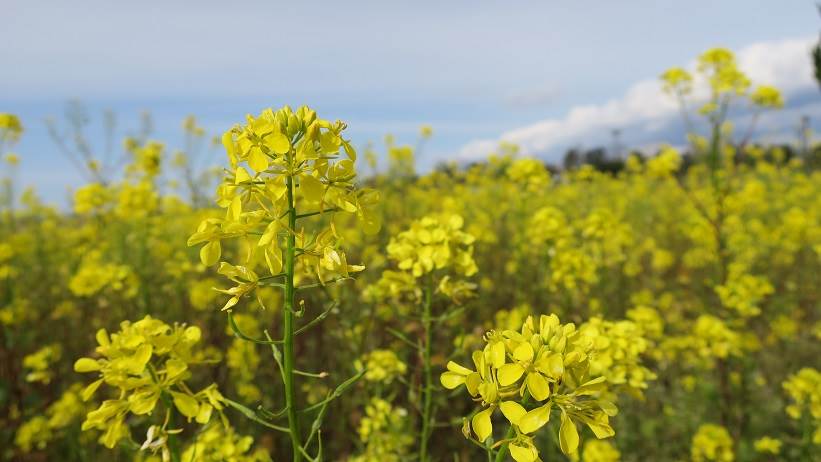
<box><xmin>562</xmin><ymin>148</ymin><xmax>581</xmax><ymax>170</ymax></box>
<box><xmin>814</xmin><ymin>4</ymin><xmax>821</xmax><ymax>90</ymax></box>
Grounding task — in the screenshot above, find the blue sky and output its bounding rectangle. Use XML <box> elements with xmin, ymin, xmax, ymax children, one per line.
<box><xmin>2</xmin><ymin>1</ymin><xmax>820</xmax><ymax>205</ymax></box>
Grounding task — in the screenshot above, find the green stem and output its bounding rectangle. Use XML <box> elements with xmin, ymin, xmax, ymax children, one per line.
<box><xmin>419</xmin><ymin>283</ymin><xmax>433</xmax><ymax>462</ymax></box>
<box><xmin>494</xmin><ymin>425</ymin><xmax>517</xmax><ymax>462</ymax></box>
<box><xmin>160</xmin><ymin>394</ymin><xmax>182</xmax><ymax>462</ymax></box>
<box><xmin>284</xmin><ymin>173</ymin><xmax>303</xmax><ymax>462</ymax></box>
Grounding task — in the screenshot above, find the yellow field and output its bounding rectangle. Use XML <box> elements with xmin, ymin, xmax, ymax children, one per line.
<box><xmin>1</xmin><ymin>48</ymin><xmax>820</xmax><ymax>462</ymax></box>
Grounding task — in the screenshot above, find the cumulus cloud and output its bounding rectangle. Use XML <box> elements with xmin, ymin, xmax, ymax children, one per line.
<box><xmin>459</xmin><ymin>36</ymin><xmax>819</xmax><ymax>163</ymax></box>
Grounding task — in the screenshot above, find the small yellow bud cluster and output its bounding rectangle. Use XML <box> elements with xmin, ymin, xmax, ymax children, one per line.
<box><xmin>691</xmin><ymin>423</ymin><xmax>734</xmax><ymax>462</ymax></box>
<box><xmin>74</xmin><ymin>316</ymin><xmax>225</xmax><ymax>450</ymax></box>
<box><xmin>441</xmin><ymin>314</ymin><xmax>617</xmax><ymax>461</ymax></box>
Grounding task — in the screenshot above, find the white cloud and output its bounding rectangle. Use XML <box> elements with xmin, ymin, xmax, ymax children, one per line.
<box><xmin>459</xmin><ymin>36</ymin><xmax>818</xmax><ymax>162</ymax></box>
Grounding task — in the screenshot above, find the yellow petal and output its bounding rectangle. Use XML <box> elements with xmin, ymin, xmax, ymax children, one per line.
<box><xmin>195</xmin><ymin>403</ymin><xmax>213</xmax><ymax>424</ymax></box>
<box><xmin>526</xmin><ymin>372</ymin><xmax>550</xmax><ymax>401</ymax></box>
<box><xmin>559</xmin><ymin>411</ymin><xmax>579</xmax><ymax>455</ymax></box>
<box><xmin>74</xmin><ymin>358</ymin><xmax>101</xmax><ymax>372</ymax></box>
<box><xmin>265</xmin><ymin>132</ymin><xmax>291</xmax><ymax>154</ymax></box>
<box><xmin>499</xmin><ymin>401</ymin><xmax>526</xmax><ymax>425</ymax></box>
<box><xmin>466</xmin><ymin>372</ymin><xmax>481</xmax><ymax>396</ymax></box>
<box><xmin>446</xmin><ymin>361</ymin><xmax>474</xmax><ymax>375</ymax></box>
<box><xmin>171</xmin><ymin>392</ymin><xmax>200</xmax><ymax>419</ymax></box>
<box><xmin>234</xmin><ymin>166</ymin><xmax>252</xmax><ymax>184</ymax></box>
<box><xmin>490</xmin><ymin>341</ymin><xmax>506</xmax><ymax>368</ymax></box>
<box><xmin>536</xmin><ymin>352</ymin><xmax>564</xmax><ymax>379</ymax></box>
<box><xmin>498</xmin><ymin>363</ymin><xmax>525</xmax><ymax>387</ymax></box>
<box><xmin>509</xmin><ymin>441</ymin><xmax>539</xmax><ymax>462</ymax></box>
<box><xmin>81</xmin><ymin>378</ymin><xmax>104</xmax><ymax>401</ymax></box>
<box><xmin>513</xmin><ymin>342</ymin><xmax>534</xmax><ymax>362</ymax></box>
<box><xmin>472</xmin><ymin>407</ymin><xmax>494</xmax><ymax>442</ymax></box>
<box><xmin>440</xmin><ymin>371</ymin><xmax>466</xmax><ymax>389</ymax></box>
<box><xmin>247</xmin><ymin>148</ymin><xmax>268</xmax><ymax>173</ymax></box>
<box><xmin>300</xmin><ymin>174</ymin><xmax>324</xmax><ymax>203</ymax></box>
<box><xmin>519</xmin><ymin>403</ymin><xmax>551</xmax><ymax>434</ymax></box>
<box><xmin>200</xmin><ymin>240</ymin><xmax>221</xmax><ymax>266</ymax></box>
<box><xmin>575</xmin><ymin>376</ymin><xmax>607</xmax><ymax>396</ymax></box>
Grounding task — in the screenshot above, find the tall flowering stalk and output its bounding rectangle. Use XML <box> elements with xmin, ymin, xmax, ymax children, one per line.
<box><xmin>380</xmin><ymin>214</ymin><xmax>477</xmax><ymax>461</ymax></box>
<box><xmin>189</xmin><ymin>105</ymin><xmax>379</xmax><ymax>461</ymax></box>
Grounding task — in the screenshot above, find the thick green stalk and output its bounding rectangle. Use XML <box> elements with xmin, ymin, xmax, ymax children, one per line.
<box><xmin>419</xmin><ymin>283</ymin><xmax>433</xmax><ymax>462</ymax></box>
<box><xmin>284</xmin><ymin>173</ymin><xmax>303</xmax><ymax>462</ymax></box>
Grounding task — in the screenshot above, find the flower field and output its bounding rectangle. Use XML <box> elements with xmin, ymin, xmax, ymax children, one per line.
<box><xmin>1</xmin><ymin>48</ymin><xmax>820</xmax><ymax>462</ymax></box>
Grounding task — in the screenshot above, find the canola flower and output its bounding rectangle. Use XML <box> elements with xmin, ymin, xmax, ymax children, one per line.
<box><xmin>691</xmin><ymin>424</ymin><xmax>734</xmax><ymax>462</ymax></box>
<box><xmin>442</xmin><ymin>314</ymin><xmax>617</xmax><ymax>461</ymax></box>
<box><xmin>783</xmin><ymin>368</ymin><xmax>821</xmax><ymax>445</ymax></box>
<box><xmin>350</xmin><ymin>397</ymin><xmax>413</xmax><ymax>462</ymax></box>
<box><xmin>74</xmin><ymin>315</ymin><xmax>225</xmax><ymax>455</ymax></box>
<box><xmin>188</xmin><ymin>105</ymin><xmax>379</xmax><ymax>462</ymax></box>
<box><xmin>381</xmin><ymin>213</ymin><xmax>478</xmax><ymax>461</ymax></box>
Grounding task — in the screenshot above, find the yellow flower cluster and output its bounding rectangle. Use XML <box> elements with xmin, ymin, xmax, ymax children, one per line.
<box><xmin>715</xmin><ymin>266</ymin><xmax>773</xmax><ymax>317</ymax></box>
<box><xmin>178</xmin><ymin>425</ymin><xmax>270</xmax><ymax>462</ymax></box>
<box><xmin>783</xmin><ymin>368</ymin><xmax>821</xmax><ymax>444</ymax></box>
<box><xmin>662</xmin><ymin>315</ymin><xmax>743</xmax><ymax>367</ymax></box>
<box><xmin>225</xmin><ymin>313</ymin><xmax>262</xmax><ymax>401</ymax></box>
<box><xmin>0</xmin><ymin>113</ymin><xmax>23</xmax><ymax>143</ymax></box>
<box><xmin>22</xmin><ymin>344</ymin><xmax>62</xmax><ymax>384</ymax></box>
<box><xmin>506</xmin><ymin>158</ymin><xmax>550</xmax><ymax>191</ymax></box>
<box><xmin>356</xmin><ymin>349</ymin><xmax>408</xmax><ymax>384</ymax></box>
<box><xmin>579</xmin><ymin>317</ymin><xmax>656</xmax><ymax>396</ymax></box>
<box><xmin>188</xmin><ymin>105</ymin><xmax>379</xmax><ymax>310</ymax></box>
<box><xmin>386</xmin><ymin>214</ymin><xmax>477</xmax><ymax>279</ymax></box>
<box><xmin>752</xmin><ymin>436</ymin><xmax>782</xmax><ymax>455</ymax></box>
<box><xmin>351</xmin><ymin>397</ymin><xmax>413</xmax><ymax>462</ymax></box>
<box><xmin>691</xmin><ymin>424</ymin><xmax>734</xmax><ymax>462</ymax></box>
<box><xmin>581</xmin><ymin>439</ymin><xmax>621</xmax><ymax>462</ymax></box>
<box><xmin>68</xmin><ymin>251</ymin><xmax>137</xmax><ymax>298</ymax></box>
<box><xmin>441</xmin><ymin>314</ymin><xmax>617</xmax><ymax>461</ymax></box>
<box><xmin>74</xmin><ymin>316</ymin><xmax>225</xmax><ymax>449</ymax></box>
<box><xmin>15</xmin><ymin>384</ymin><xmax>88</xmax><ymax>453</ymax></box>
